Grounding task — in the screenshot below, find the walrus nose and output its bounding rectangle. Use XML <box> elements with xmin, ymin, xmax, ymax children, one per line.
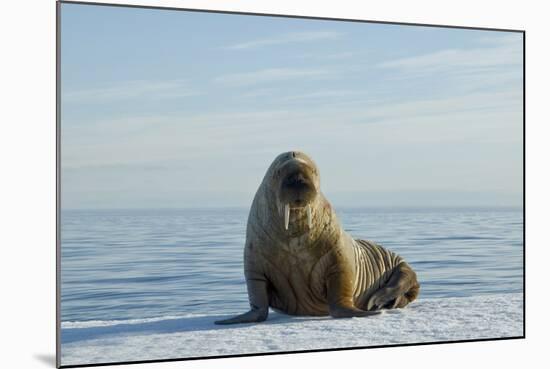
<box><xmin>283</xmin><ymin>172</ymin><xmax>308</xmax><ymax>188</ymax></box>
<box><xmin>291</xmin><ymin>151</ymin><xmax>296</xmax><ymax>158</ymax></box>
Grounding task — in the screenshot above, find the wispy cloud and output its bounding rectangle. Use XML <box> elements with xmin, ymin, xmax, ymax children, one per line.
<box><xmin>378</xmin><ymin>35</ymin><xmax>522</xmax><ymax>71</ymax></box>
<box><xmin>476</xmin><ymin>34</ymin><xmax>523</xmax><ymax>46</ymax></box>
<box><xmin>213</xmin><ymin>67</ymin><xmax>334</xmax><ymax>86</ymax></box>
<box><xmin>63</xmin><ymin>79</ymin><xmax>201</xmax><ymax>103</ymax></box>
<box><xmin>324</xmin><ymin>51</ymin><xmax>356</xmax><ymax>60</ymax></box>
<box><xmin>63</xmin><ymin>88</ymin><xmax>521</xmax><ymax>163</ymax></box>
<box><xmin>62</xmin><ymin>85</ymin><xmax>522</xmax><ymax>208</ymax></box>
<box><xmin>376</xmin><ymin>35</ymin><xmax>522</xmax><ymax>96</ymax></box>
<box><xmin>238</xmin><ymin>88</ymin><xmax>279</xmax><ymax>99</ymax></box>
<box><xmin>296</xmin><ymin>51</ymin><xmax>357</xmax><ymax>60</ymax></box>
<box><xmin>224</xmin><ymin>31</ymin><xmax>344</xmax><ymax>50</ymax></box>
<box><xmin>278</xmin><ymin>89</ymin><xmax>365</xmax><ymax>102</ymax></box>
<box><xmin>63</xmin><ymin>161</ymin><xmax>189</xmax><ymax>173</ymax></box>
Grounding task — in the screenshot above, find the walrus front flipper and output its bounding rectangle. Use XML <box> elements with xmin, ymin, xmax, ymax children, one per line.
<box><xmin>214</xmin><ymin>277</ymin><xmax>270</xmax><ymax>325</ymax></box>
<box><xmin>214</xmin><ymin>307</ymin><xmax>268</xmax><ymax>325</ymax></box>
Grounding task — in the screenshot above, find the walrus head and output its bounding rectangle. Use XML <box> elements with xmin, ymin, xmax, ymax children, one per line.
<box><xmin>267</xmin><ymin>151</ymin><xmax>321</xmax><ymax>232</ymax></box>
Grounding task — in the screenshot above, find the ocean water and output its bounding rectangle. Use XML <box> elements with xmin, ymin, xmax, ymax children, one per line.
<box><xmin>60</xmin><ymin>207</ymin><xmax>523</xmax><ymax>323</ymax></box>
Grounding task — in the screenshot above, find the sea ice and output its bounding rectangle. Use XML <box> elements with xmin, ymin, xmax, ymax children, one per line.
<box><xmin>61</xmin><ymin>293</ymin><xmax>523</xmax><ymax>366</ymax></box>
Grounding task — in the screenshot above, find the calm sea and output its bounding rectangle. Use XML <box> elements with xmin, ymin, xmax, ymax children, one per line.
<box><xmin>60</xmin><ymin>207</ymin><xmax>523</xmax><ymax>322</ymax></box>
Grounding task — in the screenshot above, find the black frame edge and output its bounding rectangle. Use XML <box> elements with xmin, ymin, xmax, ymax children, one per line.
<box><xmin>58</xmin><ymin>0</ymin><xmax>525</xmax><ymax>33</ymax></box>
<box><xmin>522</xmin><ymin>30</ymin><xmax>526</xmax><ymax>339</ymax></box>
<box><xmin>56</xmin><ymin>0</ymin><xmax>62</xmax><ymax>368</ymax></box>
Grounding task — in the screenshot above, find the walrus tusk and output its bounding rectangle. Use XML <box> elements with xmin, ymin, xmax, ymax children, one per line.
<box><xmin>307</xmin><ymin>205</ymin><xmax>312</xmax><ymax>228</ymax></box>
<box><xmin>284</xmin><ymin>203</ymin><xmax>290</xmax><ymax>230</ymax></box>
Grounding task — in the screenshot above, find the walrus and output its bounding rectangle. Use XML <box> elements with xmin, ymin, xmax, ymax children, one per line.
<box><xmin>215</xmin><ymin>151</ymin><xmax>419</xmax><ymax>324</ymax></box>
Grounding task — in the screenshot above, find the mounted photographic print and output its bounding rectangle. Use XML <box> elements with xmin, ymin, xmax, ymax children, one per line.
<box><xmin>57</xmin><ymin>1</ymin><xmax>525</xmax><ymax>367</ymax></box>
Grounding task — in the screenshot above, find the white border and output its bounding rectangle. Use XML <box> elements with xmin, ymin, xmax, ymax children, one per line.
<box><xmin>2</xmin><ymin>1</ymin><xmax>548</xmax><ymax>369</ymax></box>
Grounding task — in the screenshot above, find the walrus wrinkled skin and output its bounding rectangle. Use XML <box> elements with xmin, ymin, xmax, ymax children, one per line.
<box><xmin>215</xmin><ymin>151</ymin><xmax>419</xmax><ymax>324</ymax></box>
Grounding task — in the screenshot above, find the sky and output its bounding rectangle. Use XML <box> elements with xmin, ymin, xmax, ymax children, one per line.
<box><xmin>60</xmin><ymin>3</ymin><xmax>523</xmax><ymax>209</ymax></box>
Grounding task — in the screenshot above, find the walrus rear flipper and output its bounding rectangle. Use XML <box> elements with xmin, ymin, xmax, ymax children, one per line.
<box><xmin>367</xmin><ymin>262</ymin><xmax>420</xmax><ymax>311</ymax></box>
<box><xmin>330</xmin><ymin>306</ymin><xmax>381</xmax><ymax>318</ymax></box>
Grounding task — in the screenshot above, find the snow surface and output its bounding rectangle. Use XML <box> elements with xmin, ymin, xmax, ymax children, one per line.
<box><xmin>61</xmin><ymin>293</ymin><xmax>523</xmax><ymax>366</ymax></box>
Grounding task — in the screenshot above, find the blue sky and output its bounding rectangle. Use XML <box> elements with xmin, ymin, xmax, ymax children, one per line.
<box><xmin>61</xmin><ymin>3</ymin><xmax>523</xmax><ymax>209</ymax></box>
